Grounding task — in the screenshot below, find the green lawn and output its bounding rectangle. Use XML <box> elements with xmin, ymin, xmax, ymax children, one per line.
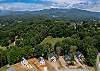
<box><xmin>40</xmin><ymin>36</ymin><xmax>65</xmax><ymax>47</ymax></box>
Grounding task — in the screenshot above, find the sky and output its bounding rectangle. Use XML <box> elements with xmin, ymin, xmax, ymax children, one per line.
<box><xmin>0</xmin><ymin>0</ymin><xmax>100</xmax><ymax>12</ymax></box>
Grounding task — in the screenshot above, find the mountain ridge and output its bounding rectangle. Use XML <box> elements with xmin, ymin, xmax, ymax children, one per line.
<box><xmin>0</xmin><ymin>8</ymin><xmax>100</xmax><ymax>21</ymax></box>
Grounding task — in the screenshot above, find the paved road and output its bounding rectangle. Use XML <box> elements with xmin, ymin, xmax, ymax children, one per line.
<box><xmin>6</xmin><ymin>67</ymin><xmax>16</xmax><ymax>71</ymax></box>
<box><xmin>60</xmin><ymin>68</ymin><xmax>92</xmax><ymax>71</ymax></box>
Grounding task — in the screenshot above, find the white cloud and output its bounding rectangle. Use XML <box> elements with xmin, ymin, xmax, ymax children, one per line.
<box><xmin>0</xmin><ymin>3</ymin><xmax>50</xmax><ymax>11</ymax></box>
<box><xmin>50</xmin><ymin>0</ymin><xmax>87</xmax><ymax>4</ymax></box>
<box><xmin>45</xmin><ymin>0</ymin><xmax>93</xmax><ymax>9</ymax></box>
<box><xmin>0</xmin><ymin>0</ymin><xmax>100</xmax><ymax>12</ymax></box>
<box><xmin>85</xmin><ymin>4</ymin><xmax>100</xmax><ymax>12</ymax></box>
<box><xmin>47</xmin><ymin>0</ymin><xmax>100</xmax><ymax>12</ymax></box>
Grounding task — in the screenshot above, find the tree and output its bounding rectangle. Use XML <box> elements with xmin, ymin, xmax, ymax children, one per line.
<box><xmin>7</xmin><ymin>46</ymin><xmax>25</xmax><ymax>64</ymax></box>
<box><xmin>85</xmin><ymin>47</ymin><xmax>98</xmax><ymax>66</ymax></box>
<box><xmin>69</xmin><ymin>46</ymin><xmax>78</xmax><ymax>60</ymax></box>
<box><xmin>0</xmin><ymin>49</ymin><xmax>8</xmax><ymax>67</ymax></box>
<box><xmin>1</xmin><ymin>39</ymin><xmax>9</xmax><ymax>47</ymax></box>
<box><xmin>54</xmin><ymin>41</ymin><xmax>64</xmax><ymax>56</ymax></box>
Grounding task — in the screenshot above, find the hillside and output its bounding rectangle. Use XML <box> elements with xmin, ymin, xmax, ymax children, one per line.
<box><xmin>0</xmin><ymin>8</ymin><xmax>100</xmax><ymax>21</ymax></box>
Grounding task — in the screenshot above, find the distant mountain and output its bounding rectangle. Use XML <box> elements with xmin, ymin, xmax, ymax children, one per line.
<box><xmin>0</xmin><ymin>10</ymin><xmax>31</xmax><ymax>16</ymax></box>
<box><xmin>32</xmin><ymin>8</ymin><xmax>100</xmax><ymax>21</ymax></box>
<box><xmin>0</xmin><ymin>8</ymin><xmax>100</xmax><ymax>21</ymax></box>
<box><xmin>0</xmin><ymin>10</ymin><xmax>12</xmax><ymax>16</ymax></box>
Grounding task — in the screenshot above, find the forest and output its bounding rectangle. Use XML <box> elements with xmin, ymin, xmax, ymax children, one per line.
<box><xmin>0</xmin><ymin>15</ymin><xmax>100</xmax><ymax>68</ymax></box>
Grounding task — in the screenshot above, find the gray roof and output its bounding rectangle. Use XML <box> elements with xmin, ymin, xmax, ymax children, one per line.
<box><xmin>48</xmin><ymin>53</ymin><xmax>57</xmax><ymax>58</ymax></box>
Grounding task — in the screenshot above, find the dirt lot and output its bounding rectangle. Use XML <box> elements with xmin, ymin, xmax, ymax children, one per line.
<box><xmin>1</xmin><ymin>57</ymin><xmax>96</xmax><ymax>71</ymax></box>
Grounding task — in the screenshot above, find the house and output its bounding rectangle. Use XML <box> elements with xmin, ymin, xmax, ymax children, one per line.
<box><xmin>20</xmin><ymin>58</ymin><xmax>32</xmax><ymax>68</ymax></box>
<box><xmin>39</xmin><ymin>57</ymin><xmax>46</xmax><ymax>65</ymax></box>
<box><xmin>64</xmin><ymin>51</ymin><xmax>85</xmax><ymax>65</ymax></box>
<box><xmin>21</xmin><ymin>58</ymin><xmax>28</xmax><ymax>66</ymax></box>
<box><xmin>48</xmin><ymin>53</ymin><xmax>57</xmax><ymax>62</ymax></box>
<box><xmin>75</xmin><ymin>51</ymin><xmax>85</xmax><ymax>64</ymax></box>
<box><xmin>39</xmin><ymin>57</ymin><xmax>48</xmax><ymax>71</ymax></box>
<box><xmin>64</xmin><ymin>55</ymin><xmax>71</xmax><ymax>61</ymax></box>
<box><xmin>64</xmin><ymin>54</ymin><xmax>72</xmax><ymax>65</ymax></box>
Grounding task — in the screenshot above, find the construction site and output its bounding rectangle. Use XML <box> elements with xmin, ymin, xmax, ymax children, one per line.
<box><xmin>4</xmin><ymin>56</ymin><xmax>95</xmax><ymax>71</ymax></box>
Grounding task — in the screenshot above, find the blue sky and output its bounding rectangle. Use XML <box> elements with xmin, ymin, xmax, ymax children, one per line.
<box><xmin>0</xmin><ymin>0</ymin><xmax>100</xmax><ymax>12</ymax></box>
<box><xmin>0</xmin><ymin>0</ymin><xmax>49</xmax><ymax>3</ymax></box>
<box><xmin>0</xmin><ymin>0</ymin><xmax>98</xmax><ymax>3</ymax></box>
